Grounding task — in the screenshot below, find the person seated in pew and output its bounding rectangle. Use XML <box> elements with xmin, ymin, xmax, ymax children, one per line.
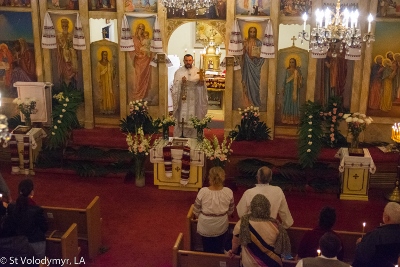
<box><xmin>6</xmin><ymin>178</ymin><xmax>48</xmax><ymax>260</ymax></box>
<box><xmin>353</xmin><ymin>202</ymin><xmax>400</xmax><ymax>267</ymax></box>
<box><xmin>297</xmin><ymin>206</ymin><xmax>344</xmax><ymax>260</ymax></box>
<box><xmin>228</xmin><ymin>194</ymin><xmax>291</xmax><ymax>267</ymax></box>
<box><xmin>193</xmin><ymin>166</ymin><xmax>235</xmax><ymax>254</ymax></box>
<box><xmin>0</xmin><ymin>172</ymin><xmax>11</xmax><ymax>203</ymax></box>
<box><xmin>0</xmin><ymin>189</ymin><xmax>36</xmax><ymax>263</ymax></box>
<box><xmin>295</xmin><ymin>232</ymin><xmax>350</xmax><ymax>267</ymax></box>
<box><xmin>236</xmin><ymin>166</ymin><xmax>294</xmax><ymax>229</ymax></box>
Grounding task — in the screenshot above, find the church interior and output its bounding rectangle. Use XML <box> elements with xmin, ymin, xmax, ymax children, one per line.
<box><xmin>1</xmin><ymin>0</ymin><xmax>400</xmax><ymax>266</ymax></box>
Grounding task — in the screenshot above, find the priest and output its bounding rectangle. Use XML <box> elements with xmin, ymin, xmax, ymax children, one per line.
<box><xmin>170</xmin><ymin>54</ymin><xmax>208</xmax><ymax>138</ymax></box>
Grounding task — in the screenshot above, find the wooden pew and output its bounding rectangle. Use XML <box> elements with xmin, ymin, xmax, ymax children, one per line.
<box><xmin>173</xmin><ymin>232</ymin><xmax>241</xmax><ymax>267</ymax></box>
<box><xmin>186</xmin><ymin>205</ymin><xmax>362</xmax><ymax>264</ymax></box>
<box><xmin>42</xmin><ymin>196</ymin><xmax>102</xmax><ymax>259</ymax></box>
<box><xmin>46</xmin><ymin>223</ymin><xmax>80</xmax><ymax>267</ymax></box>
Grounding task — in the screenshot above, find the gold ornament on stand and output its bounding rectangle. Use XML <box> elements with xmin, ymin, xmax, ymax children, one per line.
<box><xmin>386</xmin><ymin>123</ymin><xmax>400</xmax><ymax>202</ymax></box>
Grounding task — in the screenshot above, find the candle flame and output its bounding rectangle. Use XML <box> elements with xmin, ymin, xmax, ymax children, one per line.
<box><xmin>363</xmin><ymin>222</ymin><xmax>366</xmax><ymax>227</ymax></box>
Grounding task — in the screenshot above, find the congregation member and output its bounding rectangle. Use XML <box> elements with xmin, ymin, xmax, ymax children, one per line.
<box><xmin>236</xmin><ymin>166</ymin><xmax>293</xmax><ymax>229</ymax></box>
<box><xmin>228</xmin><ymin>194</ymin><xmax>291</xmax><ymax>267</ymax></box>
<box><xmin>297</xmin><ymin>206</ymin><xmax>344</xmax><ymax>260</ymax></box>
<box><xmin>353</xmin><ymin>202</ymin><xmax>400</xmax><ymax>267</ymax></box>
<box><xmin>0</xmin><ymin>172</ymin><xmax>11</xmax><ymax>202</ymax></box>
<box><xmin>193</xmin><ymin>166</ymin><xmax>234</xmax><ymax>254</ymax></box>
<box><xmin>295</xmin><ymin>232</ymin><xmax>350</xmax><ymax>267</ymax></box>
<box><xmin>6</xmin><ymin>179</ymin><xmax>48</xmax><ymax>260</ymax></box>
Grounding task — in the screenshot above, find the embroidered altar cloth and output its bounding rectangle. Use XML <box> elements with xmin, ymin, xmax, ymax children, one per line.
<box><xmin>150</xmin><ymin>138</ymin><xmax>204</xmax><ymax>166</ymax></box>
<box><xmin>337</xmin><ymin>148</ymin><xmax>376</xmax><ymax>174</ymax></box>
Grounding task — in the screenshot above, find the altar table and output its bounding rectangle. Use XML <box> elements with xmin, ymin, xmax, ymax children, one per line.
<box><xmin>338</xmin><ymin>148</ymin><xmax>376</xmax><ymax>201</ymax></box>
<box><xmin>150</xmin><ymin>138</ymin><xmax>205</xmax><ymax>191</ymax></box>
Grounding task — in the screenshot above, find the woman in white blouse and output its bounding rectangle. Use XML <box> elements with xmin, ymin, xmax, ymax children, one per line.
<box><xmin>193</xmin><ymin>166</ymin><xmax>235</xmax><ymax>253</ymax></box>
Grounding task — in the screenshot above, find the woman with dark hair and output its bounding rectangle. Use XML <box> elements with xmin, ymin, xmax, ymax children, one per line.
<box><xmin>193</xmin><ymin>166</ymin><xmax>234</xmax><ymax>254</ymax></box>
<box><xmin>228</xmin><ymin>194</ymin><xmax>291</xmax><ymax>267</ymax></box>
<box><xmin>8</xmin><ymin>179</ymin><xmax>48</xmax><ymax>259</ymax></box>
<box><xmin>297</xmin><ymin>206</ymin><xmax>344</xmax><ymax>260</ymax></box>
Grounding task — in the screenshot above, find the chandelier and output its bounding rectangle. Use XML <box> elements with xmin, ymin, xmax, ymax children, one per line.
<box><xmin>160</xmin><ymin>0</ymin><xmax>216</xmax><ymax>16</ymax></box>
<box><xmin>0</xmin><ymin>93</ymin><xmax>10</xmax><ymax>142</ymax></box>
<box><xmin>298</xmin><ymin>0</ymin><xmax>375</xmax><ymax>58</ymax></box>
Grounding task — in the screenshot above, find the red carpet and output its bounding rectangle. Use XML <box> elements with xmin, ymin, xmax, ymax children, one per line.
<box><xmin>0</xmin><ymin>161</ymin><xmax>391</xmax><ymax>267</ymax></box>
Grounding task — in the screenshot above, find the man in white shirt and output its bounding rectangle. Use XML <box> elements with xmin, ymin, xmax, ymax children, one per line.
<box><xmin>295</xmin><ymin>232</ymin><xmax>350</xmax><ymax>267</ymax></box>
<box><xmin>236</xmin><ymin>166</ymin><xmax>294</xmax><ymax>228</ymax></box>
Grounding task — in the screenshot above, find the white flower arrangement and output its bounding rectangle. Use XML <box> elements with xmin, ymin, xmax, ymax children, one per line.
<box><xmin>189</xmin><ymin>115</ymin><xmax>213</xmax><ymax>131</ymax></box>
<box><xmin>129</xmin><ymin>99</ymin><xmax>148</xmax><ymax>116</ymax></box>
<box><xmin>200</xmin><ymin>135</ymin><xmax>233</xmax><ymax>167</ymax></box>
<box><xmin>238</xmin><ymin>106</ymin><xmax>260</xmax><ymax>119</ymax></box>
<box><xmin>344</xmin><ymin>112</ymin><xmax>373</xmax><ymax>138</ymax></box>
<box><xmin>13</xmin><ymin>97</ymin><xmax>37</xmax><ymax>118</ymax></box>
<box><xmin>153</xmin><ymin>115</ymin><xmax>176</xmax><ymax>129</ymax></box>
<box><xmin>126</xmin><ymin>127</ymin><xmax>153</xmax><ymax>157</ymax></box>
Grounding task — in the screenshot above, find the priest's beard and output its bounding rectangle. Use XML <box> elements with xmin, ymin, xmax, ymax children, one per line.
<box><xmin>185</xmin><ymin>64</ymin><xmax>192</xmax><ymax>69</ymax></box>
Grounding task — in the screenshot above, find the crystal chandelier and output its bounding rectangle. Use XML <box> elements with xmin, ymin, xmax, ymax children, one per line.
<box><xmin>160</xmin><ymin>0</ymin><xmax>216</xmax><ymax>16</ymax></box>
<box><xmin>298</xmin><ymin>0</ymin><xmax>375</xmax><ymax>58</ymax></box>
<box><xmin>0</xmin><ymin>93</ymin><xmax>10</xmax><ymax>142</ymax></box>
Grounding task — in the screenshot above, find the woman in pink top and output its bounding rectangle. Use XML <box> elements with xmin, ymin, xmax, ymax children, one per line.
<box><xmin>193</xmin><ymin>167</ymin><xmax>234</xmax><ymax>253</ymax></box>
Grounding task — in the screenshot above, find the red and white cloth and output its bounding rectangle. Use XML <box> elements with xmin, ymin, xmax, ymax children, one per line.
<box><xmin>260</xmin><ymin>20</ymin><xmax>275</xmax><ymax>59</ymax></box>
<box><xmin>41</xmin><ymin>12</ymin><xmax>57</xmax><ymax>49</ymax></box>
<box><xmin>73</xmin><ymin>13</ymin><xmax>86</xmax><ymax>50</ymax></box>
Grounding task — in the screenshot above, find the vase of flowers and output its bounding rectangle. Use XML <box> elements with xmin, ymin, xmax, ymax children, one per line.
<box><xmin>344</xmin><ymin>112</ymin><xmax>373</xmax><ymax>149</ymax></box>
<box><xmin>200</xmin><ymin>135</ymin><xmax>234</xmax><ymax>169</ymax></box>
<box><xmin>153</xmin><ymin>115</ymin><xmax>176</xmax><ymax>140</ymax></box>
<box><xmin>126</xmin><ymin>127</ymin><xmax>153</xmax><ymax>187</ymax></box>
<box><xmin>13</xmin><ymin>97</ymin><xmax>38</xmax><ymax>128</ymax></box>
<box><xmin>189</xmin><ymin>115</ymin><xmax>212</xmax><ymax>142</ymax></box>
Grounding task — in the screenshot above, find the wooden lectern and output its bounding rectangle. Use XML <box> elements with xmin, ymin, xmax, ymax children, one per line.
<box><xmin>338</xmin><ymin>148</ymin><xmax>376</xmax><ymax>201</ymax></box>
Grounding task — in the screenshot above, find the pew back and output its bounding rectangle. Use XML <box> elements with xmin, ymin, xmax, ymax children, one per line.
<box><xmin>43</xmin><ymin>196</ymin><xmax>101</xmax><ymax>259</ymax></box>
<box><xmin>46</xmin><ymin>223</ymin><xmax>80</xmax><ymax>266</ymax></box>
<box><xmin>186</xmin><ymin>205</ymin><xmax>362</xmax><ymax>263</ymax></box>
<box><xmin>173</xmin><ymin>232</ymin><xmax>241</xmax><ymax>267</ymax></box>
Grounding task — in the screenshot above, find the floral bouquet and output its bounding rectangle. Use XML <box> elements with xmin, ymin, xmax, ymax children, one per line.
<box><xmin>13</xmin><ymin>97</ymin><xmax>37</xmax><ymax>127</ymax></box>
<box><xmin>120</xmin><ymin>99</ymin><xmax>154</xmax><ymax>134</ymax></box>
<box><xmin>189</xmin><ymin>115</ymin><xmax>212</xmax><ymax>141</ymax></box>
<box><xmin>126</xmin><ymin>126</ymin><xmax>153</xmax><ymax>187</ymax></box>
<box><xmin>153</xmin><ymin>115</ymin><xmax>176</xmax><ymax>140</ymax></box>
<box><xmin>200</xmin><ymin>135</ymin><xmax>234</xmax><ymax>168</ymax></box>
<box><xmin>319</xmin><ymin>98</ymin><xmax>346</xmax><ymax>148</ymax></box>
<box><xmin>229</xmin><ymin>106</ymin><xmax>270</xmax><ymax>141</ymax></box>
<box><xmin>344</xmin><ymin>112</ymin><xmax>373</xmax><ymax>148</ymax></box>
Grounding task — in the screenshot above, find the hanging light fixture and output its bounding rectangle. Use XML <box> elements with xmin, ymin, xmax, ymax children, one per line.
<box><xmin>160</xmin><ymin>0</ymin><xmax>216</xmax><ymax>16</ymax></box>
<box><xmin>298</xmin><ymin>0</ymin><xmax>375</xmax><ymax>58</ymax></box>
<box><xmin>0</xmin><ymin>93</ymin><xmax>10</xmax><ymax>143</ymax></box>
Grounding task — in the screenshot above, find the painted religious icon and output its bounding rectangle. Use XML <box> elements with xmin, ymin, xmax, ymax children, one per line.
<box><xmin>166</xmin><ymin>1</ymin><xmax>226</xmax><ymax>19</ymax></box>
<box><xmin>232</xmin><ymin>20</ymin><xmax>268</xmax><ymax>111</ymax></box>
<box><xmin>0</xmin><ymin>11</ymin><xmax>36</xmax><ymax>98</ymax></box>
<box><xmin>91</xmin><ymin>42</ymin><xmax>119</xmax><ymax>115</ymax></box>
<box><xmin>47</xmin><ymin>0</ymin><xmax>79</xmax><ymax>9</ymax></box>
<box><xmin>322</xmin><ymin>0</ymin><xmax>358</xmax><ymax>12</ymax></box>
<box><xmin>376</xmin><ymin>0</ymin><xmax>400</xmax><ymax>17</ymax></box>
<box><xmin>195</xmin><ymin>22</ymin><xmax>224</xmax><ymax>48</ymax></box>
<box><xmin>280</xmin><ymin>0</ymin><xmax>312</xmax><ymax>16</ymax></box>
<box><xmin>236</xmin><ymin>0</ymin><xmax>271</xmax><ymax>16</ymax></box>
<box><xmin>88</xmin><ymin>0</ymin><xmax>116</xmax><ymax>11</ymax></box>
<box><xmin>125</xmin><ymin>16</ymin><xmax>159</xmax><ymax>105</ymax></box>
<box><xmin>368</xmin><ymin>21</ymin><xmax>400</xmax><ymax>118</ymax></box>
<box><xmin>49</xmin><ymin>14</ymin><xmax>83</xmax><ymax>90</ymax></box>
<box><xmin>0</xmin><ymin>0</ymin><xmax>31</xmax><ymax>7</ymax></box>
<box><xmin>275</xmin><ymin>47</ymin><xmax>308</xmax><ymax>125</ymax></box>
<box><xmin>124</xmin><ymin>0</ymin><xmax>157</xmax><ymax>12</ymax></box>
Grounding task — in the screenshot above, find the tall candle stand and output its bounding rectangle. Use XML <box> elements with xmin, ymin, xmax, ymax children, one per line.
<box><xmin>385</xmin><ymin>138</ymin><xmax>400</xmax><ymax>202</ymax></box>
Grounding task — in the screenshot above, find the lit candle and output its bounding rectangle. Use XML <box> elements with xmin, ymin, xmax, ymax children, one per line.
<box><xmin>362</xmin><ymin>222</ymin><xmax>366</xmax><ymax>236</ymax></box>
<box><xmin>324</xmin><ymin>8</ymin><xmax>330</xmax><ymax>27</ymax></box>
<box><xmin>354</xmin><ymin>10</ymin><xmax>359</xmax><ymax>28</ymax></box>
<box><xmin>367</xmin><ymin>14</ymin><xmax>373</xmax><ymax>32</ymax></box>
<box><xmin>317</xmin><ymin>249</ymin><xmax>321</xmax><ymax>256</ymax></box>
<box><xmin>302</xmin><ymin>13</ymin><xmax>308</xmax><ymax>31</ymax></box>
